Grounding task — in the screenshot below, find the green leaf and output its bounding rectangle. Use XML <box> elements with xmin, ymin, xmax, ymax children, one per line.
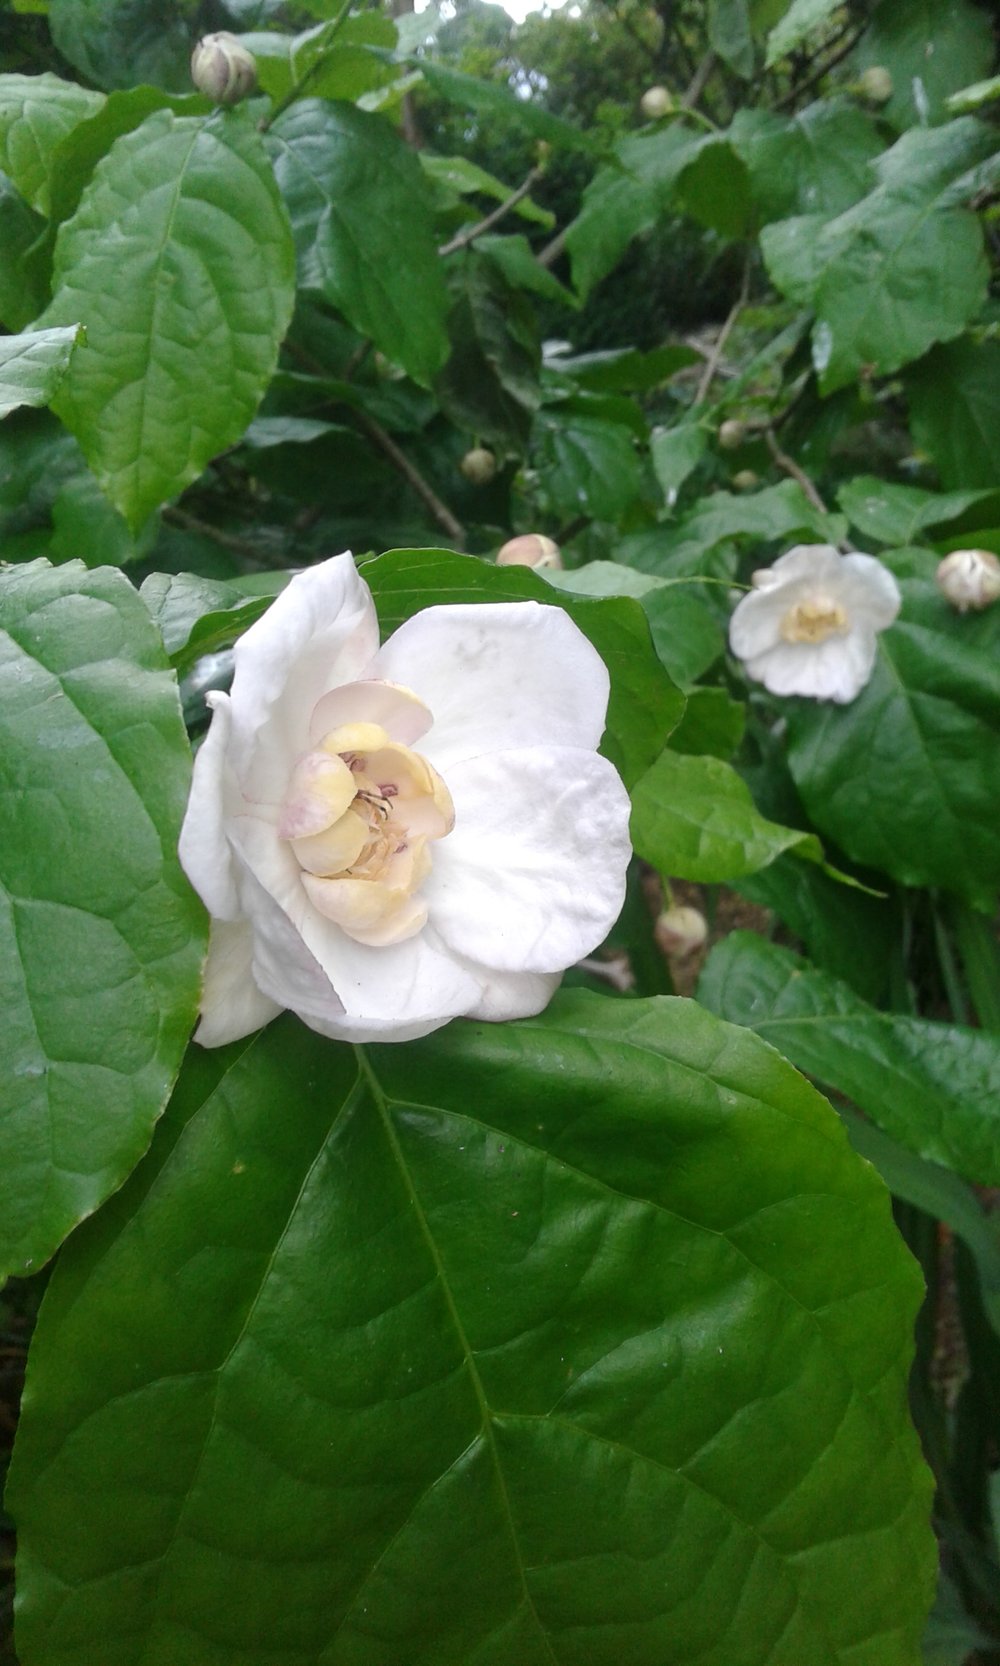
<box><xmin>624</xmin><ymin>480</ymin><xmax>845</xmax><ymax>577</ymax></box>
<box><xmin>737</xmin><ymin>852</ymin><xmax>901</xmax><ymax>1005</ymax></box>
<box><xmin>41</xmin><ymin>108</ymin><xmax>296</xmax><ymax>531</ymax></box>
<box><xmin>765</xmin><ymin>0</ymin><xmax>842</xmax><ymax>68</ymax></box>
<box><xmin>416</xmin><ymin>59</ymin><xmax>601</xmax><ymax>154</ymax></box>
<box><xmin>362</xmin><ymin>546</ymin><xmax>683</xmax><ymax>787</ymax></box>
<box><xmin>9</xmin><ymin>994</ymin><xmax>934</xmax><ymax>1665</ymax></box>
<box><xmin>0</xmin><ymin>323</ymin><xmax>82</xmax><ymax>419</ymax></box>
<box><xmin>0</xmin><ymin>559</ymin><xmax>205</xmax><ymax>1283</ymax></box>
<box><xmin>531</xmin><ymin>409</ymin><xmax>641</xmax><ymax>522</ymax></box>
<box><xmin>49</xmin><ymin>469</ymin><xmax>157</xmax><ymax>568</ymax></box>
<box><xmin>851</xmin><ymin>0</ymin><xmax>994</xmax><ymax>131</ymax></box>
<box><xmin>476</xmin><ymin>233</ymin><xmax>578</xmax><ymax>310</ymax></box>
<box><xmin>836</xmin><ymin>475</ymin><xmax>1000</xmax><ymax>547</ymax></box>
<box><xmin>436</xmin><ymin>252</ymin><xmax>540</xmax><ymax>446</ymax></box>
<box><xmin>269</xmin><ymin>100</ymin><xmax>449</xmax><ymax>388</ymax></box>
<box><xmin>549</xmin><ymin>343</ymin><xmax>700</xmax><ymax>395</ymax></box>
<box><xmin>650</xmin><ymin>421</ymin><xmax>707</xmax><ymax>504</ymax></box>
<box><xmin>49</xmin><ymin>0</ymin><xmax>195</xmax><ymax>93</ymax></box>
<box><xmin>906</xmin><ymin>338</ymin><xmax>1000</xmax><ymax>492</ymax></box>
<box><xmin>762</xmin><ymin>120</ymin><xmax>996</xmax><ymax>392</ymax></box>
<box><xmin>709</xmin><ymin>0</ymin><xmax>754</xmax><ymax>77</ymax></box>
<box><xmin>565</xmin><ymin>127</ymin><xmax>701</xmax><ymax>299</ymax></box>
<box><xmin>946</xmin><ymin>73</ymin><xmax>1000</xmax><ymax>115</ymax></box>
<box><xmin>699</xmin><ymin>933</ymin><xmax>1000</xmax><ymax>1186</ymax></box>
<box><xmin>731</xmin><ymin>100</ymin><xmax>883</xmax><ymax>221</ymax></box>
<box><xmin>44</xmin><ymin>86</ymin><xmax>209</xmax><ymax>235</ymax></box>
<box><xmin>421</xmin><ymin>152</ymin><xmax>554</xmax><ymax>227</ymax></box>
<box><xmin>784</xmin><ymin>580</ymin><xmax>1000</xmax><ymax>903</ymax></box>
<box><xmin>631</xmin><ymin>749</ymin><xmax>827</xmax><ymax>882</ymax></box>
<box><xmin>668</xmin><ymin>686</ymin><xmax>746</xmax><ymax>760</ymax></box>
<box><xmin>0</xmin><ymin>72</ymin><xmax>104</xmax><ymax>214</ymax></box>
<box><xmin>543</xmin><ymin>562</ymin><xmax>724</xmax><ymax>687</ymax></box>
<box><xmin>0</xmin><ymin>175</ymin><xmax>48</xmax><ymax>330</ymax></box>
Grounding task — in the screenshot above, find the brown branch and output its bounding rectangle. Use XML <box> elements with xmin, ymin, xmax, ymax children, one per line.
<box><xmin>351</xmin><ymin>408</ymin><xmax>467</xmax><ymax>548</ymax></box>
<box><xmin>694</xmin><ymin>259</ymin><xmax>751</xmax><ymax>406</ymax></box>
<box><xmin>774</xmin><ymin>23</ymin><xmax>864</xmax><ymax>111</ymax></box>
<box><xmin>681</xmin><ymin>50</ymin><xmax>716</xmax><ymax>110</ymax></box>
<box><xmin>536</xmin><ymin>225</ymin><xmax>568</xmax><ymax>269</ymax></box>
<box><xmin>438</xmin><ymin>166</ymin><xmax>544</xmax><ymax>257</ymax></box>
<box><xmin>764</xmin><ymin>427</ymin><xmax>828</xmax><ymax>515</ymax></box>
<box><xmin>163</xmin><ymin>506</ymin><xmax>283</xmax><ymax>568</ymax></box>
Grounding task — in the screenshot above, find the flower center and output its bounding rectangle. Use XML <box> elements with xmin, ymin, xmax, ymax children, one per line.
<box><xmin>779</xmin><ymin>596</ymin><xmax>849</xmax><ymax>644</ymax></box>
<box><xmin>277</xmin><ymin>721</ymin><xmax>454</xmax><ymax>947</ymax></box>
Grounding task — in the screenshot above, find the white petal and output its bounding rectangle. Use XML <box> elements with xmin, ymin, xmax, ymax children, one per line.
<box><xmin>230</xmin><ymin>818</ymin><xmax>480</xmax><ymax>1039</ymax></box>
<box><xmin>309</xmin><ymin>680</ymin><xmax>432</xmax><ymax>748</ymax></box>
<box><xmin>424</xmin><ymin>747</ymin><xmax>631</xmax><ymax>974</ymax></box>
<box><xmin>747</xmin><ymin>631</ymin><xmax>876</xmax><ymax>702</ymax></box>
<box><xmin>728</xmin><ymin>587</ymin><xmax>786</xmax><ymax>660</ymax></box>
<box><xmin>840</xmin><ymin>553</ymin><xmax>901</xmax><ymax>628</ymax></box>
<box><xmin>367</xmin><ymin>602</ymin><xmax>610</xmax><ymax>769</ymax></box>
<box><xmin>766</xmin><ymin>544</ymin><xmax>844</xmax><ymax>585</ymax></box>
<box><xmin>179</xmin><ymin>692</ymin><xmax>240</xmax><ymax>921</ymax></box>
<box><xmin>461</xmin><ymin>966</ymin><xmax>562</xmax><ymax>1022</ymax></box>
<box><xmin>195</xmin><ymin>918</ymin><xmax>282</xmax><ymax>1047</ymax></box>
<box><xmin>227</xmin><ymin>554</ymin><xmax>379</xmax><ymax>799</ymax></box>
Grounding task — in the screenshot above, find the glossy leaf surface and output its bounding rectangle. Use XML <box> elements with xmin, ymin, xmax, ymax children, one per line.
<box><xmin>10</xmin><ymin>994</ymin><xmax>934</xmax><ymax>1665</ymax></box>
<box><xmin>0</xmin><ymin>560</ymin><xmax>205</xmax><ymax>1282</ymax></box>
<box><xmin>0</xmin><ymin>324</ymin><xmax>82</xmax><ymax>419</ymax></box>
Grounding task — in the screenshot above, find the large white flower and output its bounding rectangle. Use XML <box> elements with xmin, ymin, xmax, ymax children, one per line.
<box><xmin>179</xmin><ymin>553</ymin><xmax>632</xmax><ymax>1046</ymax></box>
<box><xmin>729</xmin><ymin>543</ymin><xmax>901</xmax><ymax>703</ymax></box>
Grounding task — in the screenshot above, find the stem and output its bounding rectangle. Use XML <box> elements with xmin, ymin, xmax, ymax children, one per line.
<box><xmin>681</xmin><ymin>51</ymin><xmax>716</xmax><ymax>111</ymax></box>
<box><xmin>764</xmin><ymin>426</ymin><xmax>829</xmax><ymax>516</ymax></box>
<box><xmin>695</xmin><ymin>259</ymin><xmax>750</xmax><ymax>405</ymax></box>
<box><xmin>950</xmin><ymin>901</ymin><xmax>1000</xmax><ymax>1032</ymax></box>
<box><xmin>932</xmin><ymin>904</ymin><xmax>971</xmax><ymax>1027</ymax></box>
<box><xmin>774</xmin><ymin>23</ymin><xmax>864</xmax><ymax>112</ymax></box>
<box><xmin>352</xmin><ymin>408</ymin><xmax>467</xmax><ymax>548</ymax></box>
<box><xmin>438</xmin><ymin>167</ymin><xmax>544</xmax><ymax>258</ymax></box>
<box><xmin>163</xmin><ymin>505</ymin><xmax>280</xmax><ymax>567</ymax></box>
<box><xmin>259</xmin><ymin>0</ymin><xmax>355</xmax><ymax>131</ymax></box>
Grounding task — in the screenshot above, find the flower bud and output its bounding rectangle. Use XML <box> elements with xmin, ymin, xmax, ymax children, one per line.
<box><xmin>640</xmin><ymin>85</ymin><xmax>673</xmax><ymax>120</ymax></box>
<box><xmin>496</xmin><ymin>534</ymin><xmax>562</xmax><ymax>570</ymax></box>
<box><xmin>191</xmin><ymin>32</ymin><xmax>257</xmax><ymax>107</ymax></box>
<box><xmin>460</xmin><ymin>446</ymin><xmax>496</xmax><ymax>486</ymax></box>
<box><xmin>733</xmin><ymin>469</ymin><xmax>759</xmax><ymax>492</ymax></box>
<box><xmin>935</xmin><ymin>548</ymin><xmax>1000</xmax><ymax>613</ymax></box>
<box><xmin>858</xmin><ymin>65</ymin><xmax>893</xmax><ymax>104</ymax></box>
<box><xmin>654</xmin><ymin>905</ymin><xmax>708</xmax><ymax>958</ymax></box>
<box><xmin>718</xmin><ymin>417</ymin><xmax>746</xmax><ymax>451</ymax></box>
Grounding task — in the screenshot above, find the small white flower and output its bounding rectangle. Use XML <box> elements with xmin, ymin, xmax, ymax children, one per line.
<box><xmin>179</xmin><ymin>553</ymin><xmax>631</xmax><ymax>1046</ymax></box>
<box><xmin>728</xmin><ymin>543</ymin><xmax>901</xmax><ymax>703</ymax></box>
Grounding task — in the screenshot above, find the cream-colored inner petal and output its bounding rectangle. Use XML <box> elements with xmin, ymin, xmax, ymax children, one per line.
<box><xmin>779</xmin><ymin>596</ymin><xmax>850</xmax><ymax>645</ymax></box>
<box><xmin>280</xmin><ymin>720</ymin><xmax>453</xmax><ymax>946</ymax></box>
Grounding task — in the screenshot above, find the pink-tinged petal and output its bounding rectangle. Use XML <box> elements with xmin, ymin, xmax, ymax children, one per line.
<box><xmin>276</xmin><ymin>751</ymin><xmax>356</xmax><ymax>839</ymax></box>
<box><xmin>841</xmin><ymin>552</ymin><xmax>902</xmax><ymax>627</ymax></box>
<box><xmin>228</xmin><ymin>554</ymin><xmax>379</xmax><ymax>798</ymax></box>
<box><xmin>179</xmin><ymin>691</ymin><xmax>240</xmax><ymax>921</ymax></box>
<box><xmin>195</xmin><ymin>918</ymin><xmax>282</xmax><ymax>1047</ymax></box>
<box><xmin>424</xmin><ymin>746</ymin><xmax>631</xmax><ymax>974</ymax></box>
<box><xmin>309</xmin><ymin>680</ymin><xmax>432</xmax><ymax>748</ymax></box>
<box><xmin>367</xmin><ymin>602</ymin><xmax>610</xmax><ymax>769</ymax></box>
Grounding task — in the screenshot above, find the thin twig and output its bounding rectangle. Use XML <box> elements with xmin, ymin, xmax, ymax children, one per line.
<box><xmin>681</xmin><ymin>51</ymin><xmax>716</xmax><ymax>110</ymax></box>
<box><xmin>764</xmin><ymin>427</ymin><xmax>828</xmax><ymax>515</ymax></box>
<box><xmin>352</xmin><ymin>409</ymin><xmax>467</xmax><ymax>548</ymax></box>
<box><xmin>438</xmin><ymin>167</ymin><xmax>544</xmax><ymax>257</ymax></box>
<box><xmin>536</xmin><ymin>226</ymin><xmax>567</xmax><ymax>269</ymax></box>
<box><xmin>163</xmin><ymin>506</ymin><xmax>279</xmax><ymax>566</ymax></box>
<box><xmin>694</xmin><ymin>260</ymin><xmax>751</xmax><ymax>405</ymax></box>
<box><xmin>774</xmin><ymin>24</ymin><xmax>863</xmax><ymax>111</ymax></box>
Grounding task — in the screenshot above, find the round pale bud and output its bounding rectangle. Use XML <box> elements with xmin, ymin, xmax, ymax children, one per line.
<box><xmin>496</xmin><ymin>533</ymin><xmax>562</xmax><ymax>570</ymax></box>
<box><xmin>640</xmin><ymin>85</ymin><xmax>673</xmax><ymax>120</ymax></box>
<box><xmin>654</xmin><ymin>905</ymin><xmax>708</xmax><ymax>958</ymax></box>
<box><xmin>460</xmin><ymin>446</ymin><xmax>497</xmax><ymax>486</ymax></box>
<box><xmin>935</xmin><ymin>548</ymin><xmax>1000</xmax><ymax>613</ymax></box>
<box><xmin>718</xmin><ymin>418</ymin><xmax>746</xmax><ymax>451</ymax></box>
<box><xmin>858</xmin><ymin>65</ymin><xmax>894</xmax><ymax>103</ymax></box>
<box><xmin>191</xmin><ymin>32</ymin><xmax>257</xmax><ymax>106</ymax></box>
<box><xmin>733</xmin><ymin>469</ymin><xmax>759</xmax><ymax>492</ymax></box>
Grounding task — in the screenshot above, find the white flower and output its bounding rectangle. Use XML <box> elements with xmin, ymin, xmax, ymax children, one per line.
<box><xmin>728</xmin><ymin>543</ymin><xmax>901</xmax><ymax>703</ymax></box>
<box><xmin>179</xmin><ymin>553</ymin><xmax>631</xmax><ymax>1046</ymax></box>
<box><xmin>936</xmin><ymin>548</ymin><xmax>1000</xmax><ymax>613</ymax></box>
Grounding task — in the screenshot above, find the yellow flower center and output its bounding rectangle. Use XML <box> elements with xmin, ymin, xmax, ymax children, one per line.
<box><xmin>779</xmin><ymin>597</ymin><xmax>849</xmax><ymax>644</ymax></box>
<box><xmin>278</xmin><ymin>722</ymin><xmax>454</xmax><ymax>946</ymax></box>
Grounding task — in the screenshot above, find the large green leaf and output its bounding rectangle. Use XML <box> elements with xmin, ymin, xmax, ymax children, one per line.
<box><xmin>435</xmin><ymin>252</ymin><xmax>540</xmax><ymax>445</ymax></box>
<box><xmin>361</xmin><ymin>546</ymin><xmax>684</xmax><ymax>788</ymax></box>
<box><xmin>416</xmin><ymin>59</ymin><xmax>601</xmax><ymax>154</ymax></box>
<box><xmin>784</xmin><ymin>580</ymin><xmax>1000</xmax><ymax>902</ymax></box>
<box><xmin>41</xmin><ymin>108</ymin><xmax>296</xmax><ymax>530</ymax></box>
<box><xmin>623</xmin><ymin>480</ymin><xmax>845</xmax><ymax>578</ymax></box>
<box><xmin>761</xmin><ymin>120</ymin><xmax>997</xmax><ymax>392</ymax></box>
<box><xmin>906</xmin><ymin>338</ymin><xmax>1000</xmax><ymax>492</ymax></box>
<box><xmin>9</xmin><ymin>995</ymin><xmax>934</xmax><ymax>1665</ymax></box>
<box><xmin>731</xmin><ymin>100</ymin><xmax>882</xmax><ymax>221</ymax></box>
<box><xmin>543</xmin><ymin>561</ymin><xmax>724</xmax><ymax>688</ymax></box>
<box><xmin>531</xmin><ymin>408</ymin><xmax>641</xmax><ymax>522</ymax></box>
<box><xmin>699</xmin><ymin>933</ymin><xmax>1000</xmax><ymax>1186</ymax></box>
<box><xmin>0</xmin><ymin>72</ymin><xmax>104</xmax><ymax>213</ymax></box>
<box><xmin>0</xmin><ymin>174</ymin><xmax>47</xmax><ymax>331</ymax></box>
<box><xmin>631</xmin><ymin>749</ymin><xmax>828</xmax><ymax>882</ymax></box>
<box><xmin>49</xmin><ymin>0</ymin><xmax>195</xmax><ymax>93</ymax></box>
<box><xmin>0</xmin><ymin>559</ymin><xmax>205</xmax><ymax>1283</ymax></box>
<box><xmin>268</xmin><ymin>99</ymin><xmax>449</xmax><ymax>387</ymax></box>
<box><xmin>851</xmin><ymin>0</ymin><xmax>994</xmax><ymax>131</ymax></box>
<box><xmin>709</xmin><ymin>0</ymin><xmax>754</xmax><ymax>77</ymax></box>
<box><xmin>0</xmin><ymin>323</ymin><xmax>82</xmax><ymax>419</ymax></box>
<box><xmin>765</xmin><ymin>0</ymin><xmax>843</xmax><ymax>68</ymax></box>
<box><xmin>836</xmin><ymin>476</ymin><xmax>1000</xmax><ymax>548</ymax></box>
